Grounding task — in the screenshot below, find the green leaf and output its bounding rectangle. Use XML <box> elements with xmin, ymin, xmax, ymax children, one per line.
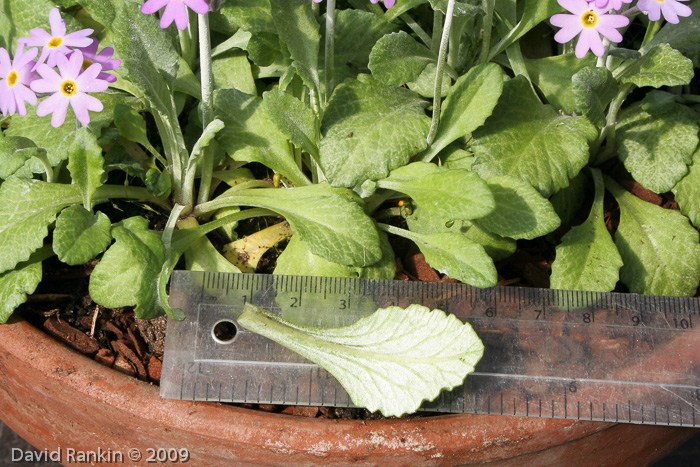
<box><xmin>67</xmin><ymin>128</ymin><xmax>104</xmax><ymax>209</ymax></box>
<box><xmin>406</xmin><ymin>206</ymin><xmax>516</xmax><ymax>261</ymax></box>
<box><xmin>269</xmin><ymin>0</ymin><xmax>320</xmax><ymax>95</ymax></box>
<box><xmin>606</xmin><ymin>178</ymin><xmax>700</xmax><ymax>296</ymax></box>
<box><xmin>214</xmin><ymin>89</ymin><xmax>310</xmax><ymax>187</ymax></box>
<box><xmin>377</xmin><ymin>162</ymin><xmax>495</xmax><ymax>220</ymax></box>
<box><xmin>672</xmin><ymin>147</ymin><xmax>700</xmax><ymax>229</ymax></box>
<box><xmin>549</xmin><ymin>170</ymin><xmax>589</xmax><ymax>227</ymax></box>
<box><xmin>0</xmin><ymin>135</ymin><xmax>45</xmax><ymax>179</ymax></box>
<box><xmin>238</xmin><ymin>302</ymin><xmax>484</xmax><ymax>417</ymax></box>
<box><xmin>0</xmin><ymin>253</ymin><xmax>46</xmax><ymax>324</ymax></box>
<box><xmin>113</xmin><ymin>105</ymin><xmax>152</xmax><ymax>149</ymax></box>
<box><xmin>620</xmin><ymin>44</ymin><xmax>694</xmax><ymax>89</ymax></box>
<box><xmin>550</xmin><ymin>169</ymin><xmax>622</xmax><ymax>292</ymax></box>
<box><xmin>369</xmin><ymin>31</ymin><xmax>436</xmax><ymax>86</ymax></box>
<box><xmin>0</xmin><ymin>178</ymin><xmax>81</xmax><ymax>274</ymax></box>
<box><xmin>572</xmin><ymin>66</ymin><xmax>618</xmax><ymax>128</ymax></box>
<box><xmin>474</xmin><ymin>176</ymin><xmax>560</xmax><ymax>240</ymax></box>
<box><xmin>53</xmin><ymin>206</ymin><xmax>112</xmax><ymax>265</ymax></box>
<box><xmin>274</xmin><ymin>232</ymin><xmax>395</xmax><ymax>280</ymax></box>
<box><xmin>322</xmin><ymin>9</ymin><xmax>398</xmax><ymax>85</ymax></box>
<box><xmin>491</xmin><ymin>0</ymin><xmax>562</xmax><ymax>55</ymax></box>
<box><xmin>524</xmin><ymin>53</ymin><xmax>596</xmax><ymax>114</ymax></box>
<box><xmin>421</xmin><ymin>63</ymin><xmax>504</xmax><ymax>162</ymax></box>
<box><xmin>428</xmin><ymin>0</ymin><xmax>482</xmax><ymax>16</ymax></box>
<box><xmin>319</xmin><ymin>77</ymin><xmax>430</xmax><ymax>187</ymax></box>
<box><xmin>212</xmin><ymin>50</ymin><xmax>257</xmax><ymax>95</ymax></box>
<box><xmin>471</xmin><ymin>76</ymin><xmax>597</xmax><ymax>197</ymax></box>
<box><xmin>211</xmin><ymin>0</ymin><xmax>276</xmax><ymax>35</ymax></box>
<box><xmin>89</xmin><ymin>217</ymin><xmax>166</xmax><ymax>319</ymax></box>
<box><xmin>184</xmin><ymin>236</ymin><xmax>242</xmax><ymax>274</ymax></box>
<box><xmin>262</xmin><ymin>90</ymin><xmax>319</xmax><ymax>159</ymax></box>
<box><xmin>215</xmin><ymin>184</ymin><xmax>382</xmax><ymax>267</ymax></box>
<box><xmin>617</xmin><ymin>91</ymin><xmax>699</xmax><ymax>194</ymax></box>
<box><xmin>0</xmin><ymin>0</ymin><xmax>83</xmax><ymax>53</ymax></box>
<box><xmin>74</xmin><ymin>0</ymin><xmax>116</xmax><ymax>25</ymax></box>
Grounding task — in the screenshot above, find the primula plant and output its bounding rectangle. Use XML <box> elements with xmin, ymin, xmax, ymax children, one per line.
<box><xmin>1</xmin><ymin>0</ymin><xmax>699</xmax><ymax>413</ymax></box>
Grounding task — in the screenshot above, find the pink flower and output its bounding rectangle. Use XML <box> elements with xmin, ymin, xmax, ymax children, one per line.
<box><xmin>637</xmin><ymin>0</ymin><xmax>692</xmax><ymax>24</ymax></box>
<box><xmin>21</xmin><ymin>8</ymin><xmax>93</xmax><ymax>67</ymax></box>
<box><xmin>550</xmin><ymin>0</ymin><xmax>630</xmax><ymax>58</ymax></box>
<box><xmin>30</xmin><ymin>50</ymin><xmax>109</xmax><ymax>127</ymax></box>
<box><xmin>593</xmin><ymin>0</ymin><xmax>632</xmax><ymax>10</ymax></box>
<box><xmin>71</xmin><ymin>39</ymin><xmax>121</xmax><ymax>83</ymax></box>
<box><xmin>0</xmin><ymin>47</ymin><xmax>39</xmax><ymax>117</ymax></box>
<box><xmin>141</xmin><ymin>0</ymin><xmax>210</xmax><ymax>30</ymax></box>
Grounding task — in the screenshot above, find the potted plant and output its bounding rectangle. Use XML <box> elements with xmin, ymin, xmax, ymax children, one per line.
<box><xmin>1</xmin><ymin>0</ymin><xmax>698</xmax><ymax>464</ymax></box>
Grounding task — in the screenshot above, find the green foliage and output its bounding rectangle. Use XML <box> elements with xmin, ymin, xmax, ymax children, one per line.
<box><xmin>238</xmin><ymin>302</ymin><xmax>484</xmax><ymax>417</ymax></box>
<box><xmin>53</xmin><ymin>206</ymin><xmax>112</xmax><ymax>266</ymax></box>
<box><xmin>369</xmin><ymin>31</ymin><xmax>437</xmax><ymax>85</ymax></box>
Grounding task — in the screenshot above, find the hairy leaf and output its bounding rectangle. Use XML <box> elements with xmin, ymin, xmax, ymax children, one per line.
<box><xmin>369</xmin><ymin>31</ymin><xmax>436</xmax><ymax>86</ymax></box>
<box><xmin>238</xmin><ymin>303</ymin><xmax>484</xmax><ymax>417</ymax></box>
<box><xmin>620</xmin><ymin>44</ymin><xmax>694</xmax><ymax>89</ymax></box>
<box><xmin>67</xmin><ymin>128</ymin><xmax>104</xmax><ymax>209</ymax></box>
<box><xmin>53</xmin><ymin>206</ymin><xmax>112</xmax><ymax>266</ymax></box>
<box><xmin>672</xmin><ymin>147</ymin><xmax>700</xmax><ymax>229</ymax></box>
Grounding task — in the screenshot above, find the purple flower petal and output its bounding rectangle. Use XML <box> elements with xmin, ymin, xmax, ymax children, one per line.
<box><xmin>184</xmin><ymin>0</ymin><xmax>210</xmax><ymax>15</ymax></box>
<box><xmin>0</xmin><ymin>48</ymin><xmax>11</xmax><ymax>76</ymax></box>
<box><xmin>142</xmin><ymin>0</ymin><xmax>170</xmax><ymax>15</ymax></box>
<box><xmin>70</xmin><ymin>92</ymin><xmax>103</xmax><ymax>125</ymax></box>
<box><xmin>48</xmin><ymin>8</ymin><xmax>67</xmax><ymax>38</ymax></box>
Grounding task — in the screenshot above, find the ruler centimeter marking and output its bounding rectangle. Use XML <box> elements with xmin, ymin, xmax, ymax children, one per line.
<box><xmin>160</xmin><ymin>271</ymin><xmax>700</xmax><ymax>426</ymax></box>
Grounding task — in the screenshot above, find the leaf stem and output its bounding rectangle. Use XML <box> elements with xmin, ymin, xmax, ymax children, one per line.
<box><xmin>196</xmin><ymin>13</ymin><xmax>216</xmax><ymax>208</ymax></box>
<box><xmin>324</xmin><ymin>0</ymin><xmax>336</xmax><ymax>104</ymax></box>
<box><xmin>400</xmin><ymin>13</ymin><xmax>432</xmax><ymax>48</ymax></box>
<box><xmin>477</xmin><ymin>0</ymin><xmax>495</xmax><ymax>65</ymax></box>
<box><xmin>93</xmin><ymin>185</ymin><xmax>172</xmax><ymax>211</ymax></box>
<box><xmin>426</xmin><ymin>0</ymin><xmax>456</xmax><ymax>147</ymax></box>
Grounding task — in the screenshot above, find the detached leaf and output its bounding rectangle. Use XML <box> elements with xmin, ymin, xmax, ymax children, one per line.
<box><xmin>606</xmin><ymin>178</ymin><xmax>700</xmax><ymax>296</ymax></box>
<box><xmin>620</xmin><ymin>43</ymin><xmax>694</xmax><ymax>89</ymax></box>
<box><xmin>53</xmin><ymin>206</ymin><xmax>112</xmax><ymax>265</ymax></box>
<box><xmin>474</xmin><ymin>176</ymin><xmax>560</xmax><ymax>240</ymax></box>
<box><xmin>67</xmin><ymin>128</ymin><xmax>104</xmax><ymax>209</ymax></box>
<box><xmin>369</xmin><ymin>31</ymin><xmax>436</xmax><ymax>86</ymax></box>
<box><xmin>319</xmin><ymin>77</ymin><xmax>430</xmax><ymax>187</ymax></box>
<box><xmin>421</xmin><ymin>63</ymin><xmax>504</xmax><ymax>162</ymax></box>
<box><xmin>238</xmin><ymin>303</ymin><xmax>484</xmax><ymax>417</ymax></box>
<box><xmin>0</xmin><ymin>178</ymin><xmax>81</xmax><ymax>274</ymax></box>
<box><xmin>617</xmin><ymin>91</ymin><xmax>699</xmax><ymax>193</ymax></box>
<box><xmin>672</xmin><ymin>147</ymin><xmax>700</xmax><ymax>229</ymax></box>
<box><xmin>378</xmin><ymin>162</ymin><xmax>495</xmax><ymax>221</ymax></box>
<box><xmin>550</xmin><ymin>169</ymin><xmax>622</xmax><ymax>292</ymax></box>
<box><xmin>471</xmin><ymin>76</ymin><xmax>597</xmax><ymax>197</ymax></box>
<box><xmin>89</xmin><ymin>217</ymin><xmax>166</xmax><ymax>319</ymax></box>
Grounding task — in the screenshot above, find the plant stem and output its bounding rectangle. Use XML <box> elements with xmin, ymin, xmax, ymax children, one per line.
<box><xmin>431</xmin><ymin>10</ymin><xmax>443</xmax><ymax>55</ymax></box>
<box><xmin>196</xmin><ymin>13</ymin><xmax>215</xmax><ymax>208</ymax></box>
<box><xmin>590</xmin><ymin>82</ymin><xmax>633</xmax><ymax>164</ymax></box>
<box><xmin>477</xmin><ymin>0</ymin><xmax>495</xmax><ymax>65</ymax></box>
<box><xmin>641</xmin><ymin>18</ymin><xmax>662</xmax><ymax>48</ymax></box>
<box><xmin>400</xmin><ymin>13</ymin><xmax>432</xmax><ymax>48</ymax></box>
<box><xmin>324</xmin><ymin>0</ymin><xmax>336</xmax><ymax>104</ymax></box>
<box><xmin>93</xmin><ymin>185</ymin><xmax>172</xmax><ymax>211</ymax></box>
<box><xmin>426</xmin><ymin>0</ymin><xmax>456</xmax><ymax>147</ymax></box>
<box><xmin>596</xmin><ymin>38</ymin><xmax>611</xmax><ymax>68</ymax></box>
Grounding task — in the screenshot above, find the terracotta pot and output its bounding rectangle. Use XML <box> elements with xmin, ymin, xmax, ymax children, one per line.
<box><xmin>0</xmin><ymin>318</ymin><xmax>694</xmax><ymax>466</ymax></box>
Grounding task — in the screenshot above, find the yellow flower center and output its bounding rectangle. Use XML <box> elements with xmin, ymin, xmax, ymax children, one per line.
<box><xmin>581</xmin><ymin>11</ymin><xmax>597</xmax><ymax>27</ymax></box>
<box><xmin>81</xmin><ymin>59</ymin><xmax>94</xmax><ymax>71</ymax></box>
<box><xmin>61</xmin><ymin>80</ymin><xmax>77</xmax><ymax>97</ymax></box>
<box><xmin>7</xmin><ymin>70</ymin><xmax>18</xmax><ymax>87</ymax></box>
<box><xmin>48</xmin><ymin>37</ymin><xmax>63</xmax><ymax>48</ymax></box>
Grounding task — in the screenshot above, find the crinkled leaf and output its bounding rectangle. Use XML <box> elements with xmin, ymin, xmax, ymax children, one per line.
<box><xmin>322</xmin><ymin>9</ymin><xmax>398</xmax><ymax>85</ymax></box>
<box><xmin>525</xmin><ymin>54</ymin><xmax>595</xmax><ymax>114</ymax></box>
<box><xmin>0</xmin><ymin>135</ymin><xmax>44</xmax><ymax>179</ymax></box>
<box><xmin>378</xmin><ymin>162</ymin><xmax>495</xmax><ymax>220</ymax></box>
<box><xmin>0</xmin><ymin>251</ymin><xmax>48</xmax><ymax>324</ymax></box>
<box><xmin>214</xmin><ymin>89</ymin><xmax>310</xmax><ymax>186</ymax></box>
<box><xmin>406</xmin><ymin>206</ymin><xmax>516</xmax><ymax>261</ymax></box>
<box><xmin>606</xmin><ymin>178</ymin><xmax>700</xmax><ymax>297</ymax></box>
<box><xmin>274</xmin><ymin>232</ymin><xmax>395</xmax><ymax>280</ymax></box>
<box><xmin>471</xmin><ymin>76</ymin><xmax>597</xmax><ymax>197</ymax></box>
<box><xmin>74</xmin><ymin>0</ymin><xmax>115</xmax><ymax>25</ymax></box>
<box><xmin>672</xmin><ymin>147</ymin><xmax>700</xmax><ymax>229</ymax></box>
<box><xmin>319</xmin><ymin>77</ymin><xmax>430</xmax><ymax>187</ymax></box>
<box><xmin>572</xmin><ymin>66</ymin><xmax>618</xmax><ymax>128</ymax></box>
<box><xmin>617</xmin><ymin>91</ymin><xmax>699</xmax><ymax>194</ymax></box>
<box><xmin>67</xmin><ymin>128</ymin><xmax>104</xmax><ymax>209</ymax></box>
<box><xmin>421</xmin><ymin>63</ymin><xmax>504</xmax><ymax>162</ymax></box>
<box><xmin>269</xmin><ymin>0</ymin><xmax>320</xmax><ymax>95</ymax></box>
<box><xmin>550</xmin><ymin>169</ymin><xmax>622</xmax><ymax>292</ymax></box>
<box><xmin>53</xmin><ymin>206</ymin><xmax>112</xmax><ymax>265</ymax></box>
<box><xmin>218</xmin><ymin>184</ymin><xmax>382</xmax><ymax>266</ymax></box>
<box><xmin>262</xmin><ymin>90</ymin><xmax>319</xmax><ymax>159</ymax></box>
<box><xmin>369</xmin><ymin>31</ymin><xmax>436</xmax><ymax>86</ymax></box>
<box><xmin>89</xmin><ymin>217</ymin><xmax>166</xmax><ymax>319</ymax></box>
<box><xmin>238</xmin><ymin>303</ymin><xmax>484</xmax><ymax>417</ymax></box>
<box><xmin>474</xmin><ymin>176</ymin><xmax>560</xmax><ymax>240</ymax></box>
<box><xmin>212</xmin><ymin>50</ymin><xmax>257</xmax><ymax>95</ymax></box>
<box><xmin>0</xmin><ymin>178</ymin><xmax>81</xmax><ymax>274</ymax></box>
<box><xmin>210</xmin><ymin>0</ymin><xmax>276</xmax><ymax>35</ymax></box>
<box><xmin>620</xmin><ymin>44</ymin><xmax>694</xmax><ymax>89</ymax></box>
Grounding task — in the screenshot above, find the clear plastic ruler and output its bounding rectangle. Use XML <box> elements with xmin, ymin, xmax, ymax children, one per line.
<box><xmin>160</xmin><ymin>271</ymin><xmax>700</xmax><ymax>426</ymax></box>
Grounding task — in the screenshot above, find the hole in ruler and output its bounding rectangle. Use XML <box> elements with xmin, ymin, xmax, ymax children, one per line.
<box><xmin>212</xmin><ymin>319</ymin><xmax>238</xmax><ymax>344</ymax></box>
